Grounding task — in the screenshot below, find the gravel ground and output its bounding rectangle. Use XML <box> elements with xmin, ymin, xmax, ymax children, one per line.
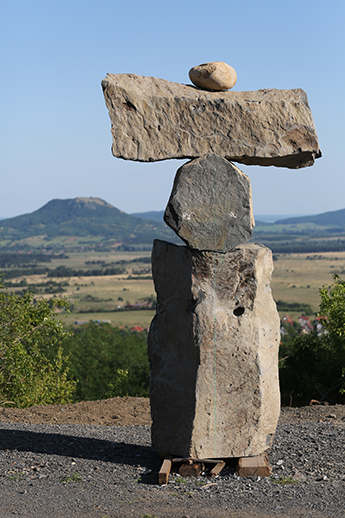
<box><xmin>0</xmin><ymin>406</ymin><xmax>344</xmax><ymax>518</ymax></box>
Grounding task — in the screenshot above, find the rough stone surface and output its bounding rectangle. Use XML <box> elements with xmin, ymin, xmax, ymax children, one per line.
<box><xmin>148</xmin><ymin>240</ymin><xmax>280</xmax><ymax>459</ymax></box>
<box><xmin>189</xmin><ymin>61</ymin><xmax>237</xmax><ymax>91</ymax></box>
<box><xmin>101</xmin><ymin>73</ymin><xmax>321</xmax><ymax>168</ymax></box>
<box><xmin>164</xmin><ymin>155</ymin><xmax>254</xmax><ymax>251</ymax></box>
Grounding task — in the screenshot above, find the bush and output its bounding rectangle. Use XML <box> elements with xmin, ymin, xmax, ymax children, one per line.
<box><xmin>57</xmin><ymin>323</ymin><xmax>150</xmax><ymax>401</ymax></box>
<box><xmin>0</xmin><ymin>278</ymin><xmax>76</xmax><ymax>407</ymax></box>
<box><xmin>280</xmin><ymin>274</ymin><xmax>345</xmax><ymax>405</ymax></box>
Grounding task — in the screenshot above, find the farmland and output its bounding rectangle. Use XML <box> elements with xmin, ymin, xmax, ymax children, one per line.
<box><xmin>270</xmin><ymin>251</ymin><xmax>345</xmax><ymax>316</ymax></box>
<box><xmin>2</xmin><ymin>248</ymin><xmax>345</xmax><ymax>327</ymax></box>
<box><xmin>2</xmin><ymin>247</ymin><xmax>345</xmax><ymax>406</ymax></box>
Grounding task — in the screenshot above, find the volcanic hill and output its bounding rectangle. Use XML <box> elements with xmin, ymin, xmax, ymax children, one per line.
<box><xmin>0</xmin><ymin>197</ymin><xmax>178</xmax><ymax>249</ymax></box>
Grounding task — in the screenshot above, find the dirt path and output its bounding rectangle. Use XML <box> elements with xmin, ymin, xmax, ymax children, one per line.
<box><xmin>0</xmin><ymin>397</ymin><xmax>151</xmax><ymax>426</ymax></box>
<box><xmin>1</xmin><ymin>397</ymin><xmax>345</xmax><ymax>426</ymax></box>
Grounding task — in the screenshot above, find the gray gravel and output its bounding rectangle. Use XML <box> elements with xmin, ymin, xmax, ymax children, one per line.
<box><xmin>0</xmin><ymin>418</ymin><xmax>344</xmax><ymax>518</ymax></box>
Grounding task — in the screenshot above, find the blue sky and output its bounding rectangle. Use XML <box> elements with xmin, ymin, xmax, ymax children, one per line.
<box><xmin>1</xmin><ymin>0</ymin><xmax>344</xmax><ymax>218</ymax></box>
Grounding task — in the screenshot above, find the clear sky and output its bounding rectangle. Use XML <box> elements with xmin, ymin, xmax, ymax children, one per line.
<box><xmin>1</xmin><ymin>0</ymin><xmax>344</xmax><ymax>218</ymax></box>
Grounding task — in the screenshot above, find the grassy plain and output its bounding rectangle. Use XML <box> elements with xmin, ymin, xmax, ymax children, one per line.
<box><xmin>270</xmin><ymin>251</ymin><xmax>345</xmax><ymax>315</ymax></box>
<box><xmin>3</xmin><ymin>250</ymin><xmax>345</xmax><ymax>326</ymax></box>
<box><xmin>62</xmin><ymin>309</ymin><xmax>156</xmax><ymax>328</ymax></box>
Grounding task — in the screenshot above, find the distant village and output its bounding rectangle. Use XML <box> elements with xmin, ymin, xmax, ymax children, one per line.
<box><xmin>280</xmin><ymin>314</ymin><xmax>326</xmax><ymax>337</ymax></box>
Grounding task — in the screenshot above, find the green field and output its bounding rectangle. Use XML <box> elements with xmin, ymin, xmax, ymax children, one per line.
<box><xmin>62</xmin><ymin>309</ymin><xmax>155</xmax><ymax>328</ymax></box>
<box><xmin>270</xmin><ymin>251</ymin><xmax>345</xmax><ymax>315</ymax></box>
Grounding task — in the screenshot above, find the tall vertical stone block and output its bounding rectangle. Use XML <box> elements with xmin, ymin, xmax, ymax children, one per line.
<box><xmin>148</xmin><ymin>240</ymin><xmax>280</xmax><ymax>459</ymax></box>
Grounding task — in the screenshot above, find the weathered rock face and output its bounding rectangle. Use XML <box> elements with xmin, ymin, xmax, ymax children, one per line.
<box><xmin>148</xmin><ymin>240</ymin><xmax>280</xmax><ymax>459</ymax></box>
<box><xmin>102</xmin><ymin>73</ymin><xmax>321</xmax><ymax>168</ymax></box>
<box><xmin>189</xmin><ymin>61</ymin><xmax>237</xmax><ymax>91</ymax></box>
<box><xmin>164</xmin><ymin>155</ymin><xmax>254</xmax><ymax>252</ymax></box>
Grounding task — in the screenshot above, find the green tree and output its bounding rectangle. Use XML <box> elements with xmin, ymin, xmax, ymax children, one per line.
<box><xmin>57</xmin><ymin>323</ymin><xmax>150</xmax><ymax>401</ymax></box>
<box><xmin>319</xmin><ymin>274</ymin><xmax>345</xmax><ymax>340</ymax></box>
<box><xmin>0</xmin><ymin>278</ymin><xmax>76</xmax><ymax>407</ymax></box>
<box><xmin>104</xmin><ymin>368</ymin><xmax>129</xmax><ymax>398</ymax></box>
<box><xmin>280</xmin><ymin>274</ymin><xmax>345</xmax><ymax>405</ymax></box>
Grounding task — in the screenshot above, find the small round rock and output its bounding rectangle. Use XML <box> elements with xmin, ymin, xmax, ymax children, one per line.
<box><xmin>189</xmin><ymin>61</ymin><xmax>237</xmax><ymax>91</ymax></box>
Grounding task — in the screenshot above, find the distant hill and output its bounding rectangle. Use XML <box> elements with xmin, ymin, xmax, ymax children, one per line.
<box><xmin>131</xmin><ymin>211</ymin><xmax>310</xmax><ymax>226</ymax></box>
<box><xmin>130</xmin><ymin>210</ymin><xmax>164</xmax><ymax>223</ymax></box>
<box><xmin>0</xmin><ymin>198</ymin><xmax>179</xmax><ymax>250</ymax></box>
<box><xmin>275</xmin><ymin>208</ymin><xmax>345</xmax><ymax>227</ymax></box>
<box><xmin>2</xmin><ymin>199</ymin><xmax>345</xmax><ymax>253</ymax></box>
<box><xmin>252</xmin><ymin>207</ymin><xmax>345</xmax><ymax>253</ymax></box>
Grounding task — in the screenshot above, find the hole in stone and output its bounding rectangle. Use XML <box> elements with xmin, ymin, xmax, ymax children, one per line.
<box><xmin>123</xmin><ymin>100</ymin><xmax>137</xmax><ymax>112</ymax></box>
<box><xmin>233</xmin><ymin>307</ymin><xmax>245</xmax><ymax>317</ymax></box>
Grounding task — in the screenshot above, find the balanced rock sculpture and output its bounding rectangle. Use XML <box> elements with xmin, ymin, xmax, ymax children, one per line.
<box><xmin>102</xmin><ymin>69</ymin><xmax>321</xmax><ymax>466</ymax></box>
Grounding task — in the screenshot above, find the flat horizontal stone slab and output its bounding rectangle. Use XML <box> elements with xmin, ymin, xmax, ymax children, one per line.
<box><xmin>102</xmin><ymin>73</ymin><xmax>321</xmax><ymax>169</ymax></box>
<box><xmin>148</xmin><ymin>240</ymin><xmax>281</xmax><ymax>459</ymax></box>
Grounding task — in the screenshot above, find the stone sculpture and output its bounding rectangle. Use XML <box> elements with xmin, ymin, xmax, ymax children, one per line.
<box><xmin>102</xmin><ymin>64</ymin><xmax>321</xmax><ymax>467</ymax></box>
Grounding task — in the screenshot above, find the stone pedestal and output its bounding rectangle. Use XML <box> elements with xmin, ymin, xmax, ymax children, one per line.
<box><xmin>148</xmin><ymin>240</ymin><xmax>280</xmax><ymax>459</ymax></box>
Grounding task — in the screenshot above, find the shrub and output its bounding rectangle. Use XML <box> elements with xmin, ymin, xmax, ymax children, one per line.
<box><xmin>57</xmin><ymin>323</ymin><xmax>150</xmax><ymax>401</ymax></box>
<box><xmin>280</xmin><ymin>274</ymin><xmax>345</xmax><ymax>405</ymax></box>
<box><xmin>0</xmin><ymin>278</ymin><xmax>76</xmax><ymax>407</ymax></box>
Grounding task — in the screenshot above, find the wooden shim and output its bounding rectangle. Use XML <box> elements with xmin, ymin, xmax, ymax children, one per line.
<box><xmin>159</xmin><ymin>458</ymin><xmax>172</xmax><ymax>485</ymax></box>
<box><xmin>236</xmin><ymin>453</ymin><xmax>271</xmax><ymax>477</ymax></box>
<box><xmin>210</xmin><ymin>461</ymin><xmax>226</xmax><ymax>477</ymax></box>
<box><xmin>172</xmin><ymin>457</ymin><xmax>221</xmax><ymax>464</ymax></box>
<box><xmin>179</xmin><ymin>462</ymin><xmax>202</xmax><ymax>477</ymax></box>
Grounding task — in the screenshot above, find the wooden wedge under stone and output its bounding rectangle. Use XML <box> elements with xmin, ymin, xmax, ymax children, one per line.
<box><xmin>179</xmin><ymin>462</ymin><xmax>202</xmax><ymax>477</ymax></box>
<box><xmin>164</xmin><ymin>154</ymin><xmax>254</xmax><ymax>251</ymax></box>
<box><xmin>102</xmin><ymin>73</ymin><xmax>321</xmax><ymax>168</ymax></box>
<box><xmin>158</xmin><ymin>458</ymin><xmax>172</xmax><ymax>485</ymax></box>
<box><xmin>236</xmin><ymin>454</ymin><xmax>271</xmax><ymax>477</ymax></box>
<box><xmin>210</xmin><ymin>461</ymin><xmax>226</xmax><ymax>477</ymax></box>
